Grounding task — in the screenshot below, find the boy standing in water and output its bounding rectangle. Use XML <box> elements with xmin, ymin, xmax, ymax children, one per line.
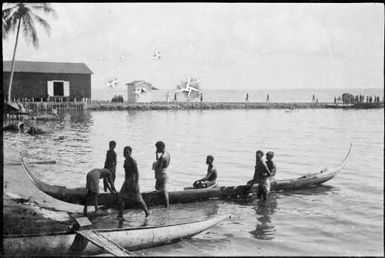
<box><xmin>152</xmin><ymin>141</ymin><xmax>171</xmax><ymax>208</ymax></box>
<box><xmin>104</xmin><ymin>141</ymin><xmax>117</xmax><ymax>191</ymax></box>
<box><xmin>118</xmin><ymin>146</ymin><xmax>149</xmax><ymax>219</ymax></box>
<box><xmin>266</xmin><ymin>151</ymin><xmax>276</xmax><ymax>185</ymax></box>
<box><xmin>246</xmin><ymin>150</ymin><xmax>271</xmax><ymax>201</ymax></box>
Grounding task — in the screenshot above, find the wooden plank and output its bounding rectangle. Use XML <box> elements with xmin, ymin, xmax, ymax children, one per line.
<box><xmin>75</xmin><ymin>229</ymin><xmax>136</xmax><ymax>256</ymax></box>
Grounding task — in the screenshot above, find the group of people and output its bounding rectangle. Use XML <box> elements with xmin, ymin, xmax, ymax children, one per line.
<box><xmin>83</xmin><ymin>140</ymin><xmax>276</xmax><ymax>219</ymax></box>
<box><xmin>246</xmin><ymin>150</ymin><xmax>276</xmax><ymax>201</ymax></box>
<box><xmin>333</xmin><ymin>95</ymin><xmax>383</xmax><ymax>104</ymax></box>
<box><xmin>83</xmin><ymin>140</ymin><xmax>170</xmax><ymax>219</ymax></box>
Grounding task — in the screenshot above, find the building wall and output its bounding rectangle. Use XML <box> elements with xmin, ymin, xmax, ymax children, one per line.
<box><xmin>2</xmin><ymin>72</ymin><xmax>91</xmax><ymax>100</ymax></box>
<box><xmin>126</xmin><ymin>82</ymin><xmax>152</xmax><ymax>103</ymax></box>
<box><xmin>127</xmin><ymin>85</ymin><xmax>137</xmax><ymax>103</ymax></box>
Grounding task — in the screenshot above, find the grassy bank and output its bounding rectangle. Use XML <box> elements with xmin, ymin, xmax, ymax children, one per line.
<box><xmin>3</xmin><ymin>197</ymin><xmax>69</xmax><ymax>235</ymax></box>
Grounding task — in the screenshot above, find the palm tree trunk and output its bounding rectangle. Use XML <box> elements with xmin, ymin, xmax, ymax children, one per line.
<box><xmin>7</xmin><ymin>18</ymin><xmax>21</xmax><ymax>103</ymax></box>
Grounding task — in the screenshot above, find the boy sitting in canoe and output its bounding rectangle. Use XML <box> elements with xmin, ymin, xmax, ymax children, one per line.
<box><xmin>193</xmin><ymin>155</ymin><xmax>218</xmax><ymax>189</ymax></box>
<box><xmin>83</xmin><ymin>168</ymin><xmax>118</xmax><ymax>216</ymax></box>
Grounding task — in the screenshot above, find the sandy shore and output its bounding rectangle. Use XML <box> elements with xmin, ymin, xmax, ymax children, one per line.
<box><xmin>3</xmin><ymin>163</ymin><xmax>83</xmax><ymax>235</ymax></box>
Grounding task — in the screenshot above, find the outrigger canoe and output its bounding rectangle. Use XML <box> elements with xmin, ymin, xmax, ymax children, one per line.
<box><xmin>3</xmin><ymin>214</ymin><xmax>229</xmax><ymax>256</ymax></box>
<box><xmin>21</xmin><ymin>144</ymin><xmax>351</xmax><ymax>209</ymax></box>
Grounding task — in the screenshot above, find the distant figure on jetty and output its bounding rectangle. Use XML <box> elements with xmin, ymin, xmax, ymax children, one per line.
<box><xmin>193</xmin><ymin>155</ymin><xmax>217</xmax><ymax>189</ymax></box>
<box><xmin>118</xmin><ymin>146</ymin><xmax>149</xmax><ymax>219</ymax></box>
<box><xmin>246</xmin><ymin>93</ymin><xmax>249</xmax><ymax>102</ymax></box>
<box><xmin>174</xmin><ymin>92</ymin><xmax>177</xmax><ymax>102</ymax></box>
<box><xmin>312</xmin><ymin>94</ymin><xmax>315</xmax><ymax>102</ymax></box>
<box><xmin>266</xmin><ymin>93</ymin><xmax>270</xmax><ymax>103</ymax></box>
<box><xmin>200</xmin><ymin>92</ymin><xmax>203</xmax><ymax>102</ymax></box>
<box><xmin>152</xmin><ymin>141</ymin><xmax>171</xmax><ymax>208</ymax></box>
<box><xmin>265</xmin><ymin>151</ymin><xmax>276</xmax><ymax>185</ymax></box>
<box><xmin>104</xmin><ymin>141</ymin><xmax>117</xmax><ymax>188</ymax></box>
<box><xmin>83</xmin><ymin>168</ymin><xmax>118</xmax><ymax>216</ymax></box>
<box><xmin>246</xmin><ymin>150</ymin><xmax>272</xmax><ymax>202</ymax></box>
<box><xmin>165</xmin><ymin>92</ymin><xmax>170</xmax><ymax>102</ymax></box>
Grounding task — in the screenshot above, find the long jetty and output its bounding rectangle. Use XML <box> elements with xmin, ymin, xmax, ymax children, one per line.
<box><xmin>88</xmin><ymin>101</ymin><xmax>384</xmax><ymax>111</ymax></box>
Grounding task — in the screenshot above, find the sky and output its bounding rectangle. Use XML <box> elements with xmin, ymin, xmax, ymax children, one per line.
<box><xmin>2</xmin><ymin>3</ymin><xmax>384</xmax><ymax>92</ymax></box>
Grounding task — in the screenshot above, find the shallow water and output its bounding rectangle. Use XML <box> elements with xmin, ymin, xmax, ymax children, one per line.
<box><xmin>3</xmin><ymin>108</ymin><xmax>383</xmax><ymax>256</ymax></box>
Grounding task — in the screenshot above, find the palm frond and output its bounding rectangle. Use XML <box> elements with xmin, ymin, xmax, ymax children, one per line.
<box><xmin>22</xmin><ymin>12</ymin><xmax>39</xmax><ymax>48</ymax></box>
<box><xmin>29</xmin><ymin>3</ymin><xmax>57</xmax><ymax>19</ymax></box>
<box><xmin>6</xmin><ymin>12</ymin><xmax>18</xmax><ymax>33</ymax></box>
<box><xmin>2</xmin><ymin>5</ymin><xmax>18</xmax><ymax>17</ymax></box>
<box><xmin>30</xmin><ymin>12</ymin><xmax>51</xmax><ymax>36</ymax></box>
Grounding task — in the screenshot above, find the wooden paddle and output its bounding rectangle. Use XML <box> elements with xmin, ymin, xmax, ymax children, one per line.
<box><xmin>4</xmin><ymin>160</ymin><xmax>56</xmax><ymax>165</ymax></box>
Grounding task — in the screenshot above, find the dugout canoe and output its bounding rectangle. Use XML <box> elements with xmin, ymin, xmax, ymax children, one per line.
<box><xmin>21</xmin><ymin>144</ymin><xmax>351</xmax><ymax>209</ymax></box>
<box><xmin>3</xmin><ymin>214</ymin><xmax>229</xmax><ymax>256</ymax></box>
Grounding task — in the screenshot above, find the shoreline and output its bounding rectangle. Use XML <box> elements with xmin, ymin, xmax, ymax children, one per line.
<box><xmin>3</xmin><ymin>164</ymin><xmax>78</xmax><ymax>236</ymax></box>
<box><xmin>3</xmin><ymin>196</ymin><xmax>70</xmax><ymax>236</ymax></box>
<box><xmin>88</xmin><ymin>101</ymin><xmax>384</xmax><ymax>111</ymax></box>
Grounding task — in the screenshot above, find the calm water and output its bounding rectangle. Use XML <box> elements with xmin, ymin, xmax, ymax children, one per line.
<box><xmin>3</xmin><ymin>108</ymin><xmax>384</xmax><ymax>256</ymax></box>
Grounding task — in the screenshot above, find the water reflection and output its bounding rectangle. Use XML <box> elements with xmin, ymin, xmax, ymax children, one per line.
<box><xmin>278</xmin><ymin>185</ymin><xmax>339</xmax><ymax>197</ymax></box>
<box><xmin>93</xmin><ymin>200</ymin><xmax>219</xmax><ymax>230</ymax></box>
<box><xmin>249</xmin><ymin>193</ymin><xmax>278</xmax><ymax>240</ymax></box>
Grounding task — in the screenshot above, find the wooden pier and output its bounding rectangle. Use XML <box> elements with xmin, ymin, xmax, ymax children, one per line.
<box><xmin>5</xmin><ymin>98</ymin><xmax>90</xmax><ymax>116</ymax></box>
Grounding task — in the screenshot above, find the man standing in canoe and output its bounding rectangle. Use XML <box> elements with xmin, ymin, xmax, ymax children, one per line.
<box><xmin>246</xmin><ymin>150</ymin><xmax>272</xmax><ymax>201</ymax></box>
<box><xmin>152</xmin><ymin>141</ymin><xmax>171</xmax><ymax>208</ymax></box>
<box><xmin>83</xmin><ymin>168</ymin><xmax>118</xmax><ymax>216</ymax></box>
<box><xmin>118</xmin><ymin>146</ymin><xmax>149</xmax><ymax>219</ymax></box>
<box><xmin>103</xmin><ymin>141</ymin><xmax>117</xmax><ymax>192</ymax></box>
<box><xmin>193</xmin><ymin>155</ymin><xmax>218</xmax><ymax>188</ymax></box>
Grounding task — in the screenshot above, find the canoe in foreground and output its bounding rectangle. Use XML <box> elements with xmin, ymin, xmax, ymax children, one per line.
<box><xmin>3</xmin><ymin>214</ymin><xmax>229</xmax><ymax>256</ymax></box>
<box><xmin>21</xmin><ymin>144</ymin><xmax>351</xmax><ymax>209</ymax></box>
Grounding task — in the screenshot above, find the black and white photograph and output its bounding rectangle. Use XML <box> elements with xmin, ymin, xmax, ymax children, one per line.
<box><xmin>2</xmin><ymin>2</ymin><xmax>383</xmax><ymax>256</ymax></box>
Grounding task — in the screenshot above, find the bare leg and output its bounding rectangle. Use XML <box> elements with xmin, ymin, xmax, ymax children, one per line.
<box><xmin>162</xmin><ymin>190</ymin><xmax>169</xmax><ymax>208</ymax></box>
<box><xmin>93</xmin><ymin>193</ymin><xmax>98</xmax><ymax>213</ymax></box>
<box><xmin>138</xmin><ymin>199</ymin><xmax>149</xmax><ymax>217</ymax></box>
<box><xmin>118</xmin><ymin>198</ymin><xmax>124</xmax><ymax>218</ymax></box>
<box><xmin>83</xmin><ymin>192</ymin><xmax>90</xmax><ymax>216</ymax></box>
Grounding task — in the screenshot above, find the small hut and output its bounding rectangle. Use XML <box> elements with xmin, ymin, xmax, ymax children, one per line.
<box><xmin>126</xmin><ymin>81</ymin><xmax>153</xmax><ymax>103</ymax></box>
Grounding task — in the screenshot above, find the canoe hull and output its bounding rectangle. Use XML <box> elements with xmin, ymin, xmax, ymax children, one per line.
<box><xmin>3</xmin><ymin>214</ymin><xmax>229</xmax><ymax>256</ymax></box>
<box><xmin>21</xmin><ymin>155</ymin><xmax>340</xmax><ymax>209</ymax></box>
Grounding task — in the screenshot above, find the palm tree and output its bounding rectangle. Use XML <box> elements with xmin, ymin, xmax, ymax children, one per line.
<box><xmin>3</xmin><ymin>3</ymin><xmax>56</xmax><ymax>103</ymax></box>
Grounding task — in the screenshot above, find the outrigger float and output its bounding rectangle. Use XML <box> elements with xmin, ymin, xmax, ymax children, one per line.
<box><xmin>3</xmin><ymin>214</ymin><xmax>230</xmax><ymax>256</ymax></box>
<box><xmin>21</xmin><ymin>144</ymin><xmax>351</xmax><ymax>209</ymax></box>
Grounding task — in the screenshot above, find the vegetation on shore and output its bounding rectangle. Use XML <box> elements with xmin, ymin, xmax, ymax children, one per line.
<box><xmin>2</xmin><ymin>3</ymin><xmax>56</xmax><ymax>102</ymax></box>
